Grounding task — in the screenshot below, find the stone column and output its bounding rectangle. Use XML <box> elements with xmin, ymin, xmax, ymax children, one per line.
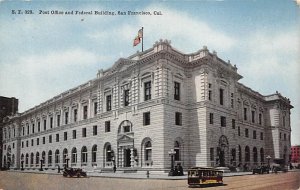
<box><xmin>130</xmin><ymin>147</ymin><xmax>134</xmax><ymax>167</ymax></box>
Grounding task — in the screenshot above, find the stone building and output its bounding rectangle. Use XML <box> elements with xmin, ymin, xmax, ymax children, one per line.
<box><xmin>1</xmin><ymin>40</ymin><xmax>292</xmax><ymax>172</ymax></box>
<box><xmin>0</xmin><ymin>96</ymin><xmax>18</xmax><ymax>168</ymax></box>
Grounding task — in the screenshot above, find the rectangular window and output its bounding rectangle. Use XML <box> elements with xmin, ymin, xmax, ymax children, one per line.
<box><xmin>38</xmin><ymin>121</ymin><xmax>40</xmax><ymax>132</ymax></box>
<box><xmin>251</xmin><ymin>111</ymin><xmax>255</xmax><ymax>123</ymax></box>
<box><xmin>280</xmin><ymin>132</ymin><xmax>282</xmax><ymax>139</ymax></box>
<box><xmin>284</xmin><ymin>133</ymin><xmax>286</xmax><ymax>141</ymax></box>
<box><xmin>143</xmin><ymin>112</ymin><xmax>150</xmax><ymax>126</ymax></box>
<box><xmin>57</xmin><ymin>115</ymin><xmax>60</xmax><ymax>127</ymax></box>
<box><xmin>83</xmin><ymin>105</ymin><xmax>88</xmax><ymax>119</ymax></box>
<box><xmin>260</xmin><ymin>132</ymin><xmax>264</xmax><ymax>140</ymax></box>
<box><xmin>209</xmin><ymin>113</ymin><xmax>214</xmax><ymax>124</ymax></box>
<box><xmin>231</xmin><ymin>93</ymin><xmax>234</xmax><ymax>108</ymax></box>
<box><xmin>50</xmin><ymin>117</ymin><xmax>53</xmax><ymax>128</ymax></box>
<box><xmin>244</xmin><ymin>108</ymin><xmax>247</xmax><ymax>121</ymax></box>
<box><xmin>43</xmin><ymin>119</ymin><xmax>47</xmax><ymax>130</ymax></box>
<box><xmin>105</xmin><ymin>121</ymin><xmax>111</xmax><ymax>132</ymax></box>
<box><xmin>73</xmin><ymin>130</ymin><xmax>76</xmax><ymax>139</ymax></box>
<box><xmin>124</xmin><ymin>125</ymin><xmax>130</xmax><ymax>133</ymax></box>
<box><xmin>43</xmin><ymin>137</ymin><xmax>45</xmax><ymax>144</ymax></box>
<box><xmin>144</xmin><ymin>81</ymin><xmax>151</xmax><ymax>101</ymax></box>
<box><xmin>49</xmin><ymin>135</ymin><xmax>52</xmax><ymax>143</ymax></box>
<box><xmin>245</xmin><ymin>128</ymin><xmax>249</xmax><ymax>138</ymax></box>
<box><xmin>32</xmin><ymin>124</ymin><xmax>35</xmax><ymax>133</ymax></box>
<box><xmin>65</xmin><ymin>112</ymin><xmax>69</xmax><ymax>125</ymax></box>
<box><xmin>31</xmin><ymin>139</ymin><xmax>34</xmax><ymax>146</ymax></box>
<box><xmin>27</xmin><ymin>124</ymin><xmax>29</xmax><ymax>135</ymax></box>
<box><xmin>94</xmin><ymin>102</ymin><xmax>98</xmax><ymax>115</ymax></box>
<box><xmin>56</xmin><ymin>133</ymin><xmax>59</xmax><ymax>142</ymax></box>
<box><xmin>174</xmin><ymin>82</ymin><xmax>180</xmax><ymax>100</ymax></box>
<box><xmin>219</xmin><ymin>88</ymin><xmax>224</xmax><ymax>105</ymax></box>
<box><xmin>221</xmin><ymin>116</ymin><xmax>226</xmax><ymax>127</ymax></box>
<box><xmin>283</xmin><ymin>116</ymin><xmax>286</xmax><ymax>127</ymax></box>
<box><xmin>64</xmin><ymin>132</ymin><xmax>67</xmax><ymax>141</ymax></box>
<box><xmin>253</xmin><ymin>130</ymin><xmax>256</xmax><ymax>139</ymax></box>
<box><xmin>210</xmin><ymin>148</ymin><xmax>214</xmax><ymax>161</ymax></box>
<box><xmin>93</xmin><ymin>125</ymin><xmax>97</xmax><ymax>136</ymax></box>
<box><xmin>259</xmin><ymin>113</ymin><xmax>262</xmax><ymax>125</ymax></box>
<box><xmin>74</xmin><ymin>109</ymin><xmax>78</xmax><ymax>122</ymax></box>
<box><xmin>22</xmin><ymin>141</ymin><xmax>24</xmax><ymax>148</ymax></box>
<box><xmin>37</xmin><ymin>138</ymin><xmax>39</xmax><ymax>146</ymax></box>
<box><xmin>124</xmin><ymin>90</ymin><xmax>129</xmax><ymax>106</ymax></box>
<box><xmin>22</xmin><ymin>126</ymin><xmax>25</xmax><ymax>136</ymax></box>
<box><xmin>82</xmin><ymin>128</ymin><xmax>86</xmax><ymax>137</ymax></box>
<box><xmin>175</xmin><ymin>112</ymin><xmax>182</xmax><ymax>126</ymax></box>
<box><xmin>208</xmin><ymin>83</ymin><xmax>212</xmax><ymax>101</ymax></box>
<box><xmin>13</xmin><ymin>143</ymin><xmax>15</xmax><ymax>149</ymax></box>
<box><xmin>106</xmin><ymin>95</ymin><xmax>111</xmax><ymax>111</ymax></box>
<box><xmin>232</xmin><ymin>119</ymin><xmax>236</xmax><ymax>129</ymax></box>
<box><xmin>26</xmin><ymin>140</ymin><xmax>28</xmax><ymax>147</ymax></box>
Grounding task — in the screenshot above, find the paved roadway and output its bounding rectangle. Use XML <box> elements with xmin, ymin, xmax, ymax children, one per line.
<box><xmin>0</xmin><ymin>171</ymin><xmax>299</xmax><ymax>190</ymax></box>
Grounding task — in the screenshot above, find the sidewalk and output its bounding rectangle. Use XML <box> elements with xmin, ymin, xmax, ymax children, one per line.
<box><xmin>6</xmin><ymin>168</ymin><xmax>256</xmax><ymax>180</ymax></box>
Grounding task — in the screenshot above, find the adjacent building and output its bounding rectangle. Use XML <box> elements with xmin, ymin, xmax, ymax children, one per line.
<box><xmin>1</xmin><ymin>40</ymin><xmax>293</xmax><ymax>172</ymax></box>
<box><xmin>0</xmin><ymin>96</ymin><xmax>18</xmax><ymax>168</ymax></box>
<box><xmin>291</xmin><ymin>145</ymin><xmax>300</xmax><ymax>164</ymax></box>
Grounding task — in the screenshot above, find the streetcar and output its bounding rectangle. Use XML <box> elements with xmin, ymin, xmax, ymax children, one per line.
<box><xmin>187</xmin><ymin>167</ymin><xmax>223</xmax><ymax>187</ymax></box>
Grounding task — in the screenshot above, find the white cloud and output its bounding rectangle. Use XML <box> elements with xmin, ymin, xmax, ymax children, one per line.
<box><xmin>0</xmin><ymin>48</ymin><xmax>110</xmax><ymax>112</ymax></box>
<box><xmin>137</xmin><ymin>5</ymin><xmax>236</xmax><ymax>52</ymax></box>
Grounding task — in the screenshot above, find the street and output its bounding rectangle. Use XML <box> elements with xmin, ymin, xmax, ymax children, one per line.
<box><xmin>0</xmin><ymin>171</ymin><xmax>299</xmax><ymax>190</ymax></box>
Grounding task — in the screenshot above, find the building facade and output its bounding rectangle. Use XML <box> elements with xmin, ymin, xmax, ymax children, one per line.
<box><xmin>1</xmin><ymin>40</ymin><xmax>293</xmax><ymax>172</ymax></box>
<box><xmin>291</xmin><ymin>145</ymin><xmax>300</xmax><ymax>164</ymax></box>
<box><xmin>0</xmin><ymin>96</ymin><xmax>18</xmax><ymax>168</ymax></box>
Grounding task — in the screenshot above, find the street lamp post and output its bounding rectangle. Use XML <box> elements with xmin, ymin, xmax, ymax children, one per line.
<box><xmin>66</xmin><ymin>156</ymin><xmax>70</xmax><ymax>168</ymax></box>
<box><xmin>168</xmin><ymin>149</ymin><xmax>176</xmax><ymax>176</ymax></box>
<box><xmin>266</xmin><ymin>155</ymin><xmax>271</xmax><ymax>169</ymax></box>
<box><xmin>21</xmin><ymin>158</ymin><xmax>24</xmax><ymax>171</ymax></box>
<box><xmin>39</xmin><ymin>159</ymin><xmax>44</xmax><ymax>171</ymax></box>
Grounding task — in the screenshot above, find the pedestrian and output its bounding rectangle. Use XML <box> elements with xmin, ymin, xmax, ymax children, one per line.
<box><xmin>178</xmin><ymin>163</ymin><xmax>184</xmax><ymax>176</ymax></box>
<box><xmin>113</xmin><ymin>164</ymin><xmax>116</xmax><ymax>173</ymax></box>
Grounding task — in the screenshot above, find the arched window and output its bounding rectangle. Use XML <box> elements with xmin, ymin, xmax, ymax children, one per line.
<box><xmin>174</xmin><ymin>141</ymin><xmax>180</xmax><ymax>161</ymax></box>
<box><xmin>21</xmin><ymin>154</ymin><xmax>24</xmax><ymax>166</ymax></box>
<box><xmin>48</xmin><ymin>150</ymin><xmax>52</xmax><ymax>166</ymax></box>
<box><xmin>238</xmin><ymin>145</ymin><xmax>242</xmax><ymax>162</ymax></box>
<box><xmin>71</xmin><ymin>147</ymin><xmax>77</xmax><ymax>164</ymax></box>
<box><xmin>145</xmin><ymin>141</ymin><xmax>152</xmax><ymax>165</ymax></box>
<box><xmin>253</xmin><ymin>147</ymin><xmax>258</xmax><ymax>163</ymax></box>
<box><xmin>30</xmin><ymin>153</ymin><xmax>34</xmax><ymax>166</ymax></box>
<box><xmin>81</xmin><ymin>146</ymin><xmax>88</xmax><ymax>165</ymax></box>
<box><xmin>63</xmin><ymin>148</ymin><xmax>68</xmax><ymax>164</ymax></box>
<box><xmin>25</xmin><ymin>153</ymin><xmax>29</xmax><ymax>167</ymax></box>
<box><xmin>55</xmin><ymin>149</ymin><xmax>60</xmax><ymax>164</ymax></box>
<box><xmin>245</xmin><ymin>146</ymin><xmax>250</xmax><ymax>162</ymax></box>
<box><xmin>42</xmin><ymin>151</ymin><xmax>46</xmax><ymax>165</ymax></box>
<box><xmin>36</xmin><ymin>152</ymin><xmax>40</xmax><ymax>165</ymax></box>
<box><xmin>260</xmin><ymin>148</ymin><xmax>264</xmax><ymax>163</ymax></box>
<box><xmin>105</xmin><ymin>144</ymin><xmax>112</xmax><ymax>162</ymax></box>
<box><xmin>92</xmin><ymin>145</ymin><xmax>97</xmax><ymax>163</ymax></box>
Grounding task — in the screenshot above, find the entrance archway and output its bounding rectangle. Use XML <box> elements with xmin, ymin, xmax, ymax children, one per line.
<box><xmin>218</xmin><ymin>135</ymin><xmax>229</xmax><ymax>167</ymax></box>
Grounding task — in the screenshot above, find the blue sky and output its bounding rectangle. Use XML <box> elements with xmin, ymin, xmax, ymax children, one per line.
<box><xmin>0</xmin><ymin>0</ymin><xmax>299</xmax><ymax>144</ymax></box>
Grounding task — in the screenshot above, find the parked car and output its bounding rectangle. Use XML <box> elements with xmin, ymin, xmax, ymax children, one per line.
<box><xmin>271</xmin><ymin>159</ymin><xmax>288</xmax><ymax>173</ymax></box>
<box><xmin>252</xmin><ymin>166</ymin><xmax>269</xmax><ymax>174</ymax></box>
<box><xmin>63</xmin><ymin>168</ymin><xmax>87</xmax><ymax>177</ymax></box>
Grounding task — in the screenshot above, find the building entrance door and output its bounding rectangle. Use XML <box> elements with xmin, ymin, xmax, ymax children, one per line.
<box><xmin>124</xmin><ymin>149</ymin><xmax>131</xmax><ymax>167</ymax></box>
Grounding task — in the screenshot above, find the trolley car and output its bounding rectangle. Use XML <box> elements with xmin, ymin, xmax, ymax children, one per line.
<box><xmin>187</xmin><ymin>167</ymin><xmax>223</xmax><ymax>187</ymax></box>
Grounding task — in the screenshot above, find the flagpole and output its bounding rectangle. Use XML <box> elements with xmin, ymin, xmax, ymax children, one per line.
<box><xmin>142</xmin><ymin>27</ymin><xmax>144</xmax><ymax>52</ymax></box>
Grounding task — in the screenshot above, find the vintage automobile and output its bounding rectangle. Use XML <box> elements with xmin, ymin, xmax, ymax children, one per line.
<box><xmin>63</xmin><ymin>168</ymin><xmax>87</xmax><ymax>178</ymax></box>
<box><xmin>271</xmin><ymin>159</ymin><xmax>288</xmax><ymax>173</ymax></box>
<box><xmin>252</xmin><ymin>165</ymin><xmax>270</xmax><ymax>174</ymax></box>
